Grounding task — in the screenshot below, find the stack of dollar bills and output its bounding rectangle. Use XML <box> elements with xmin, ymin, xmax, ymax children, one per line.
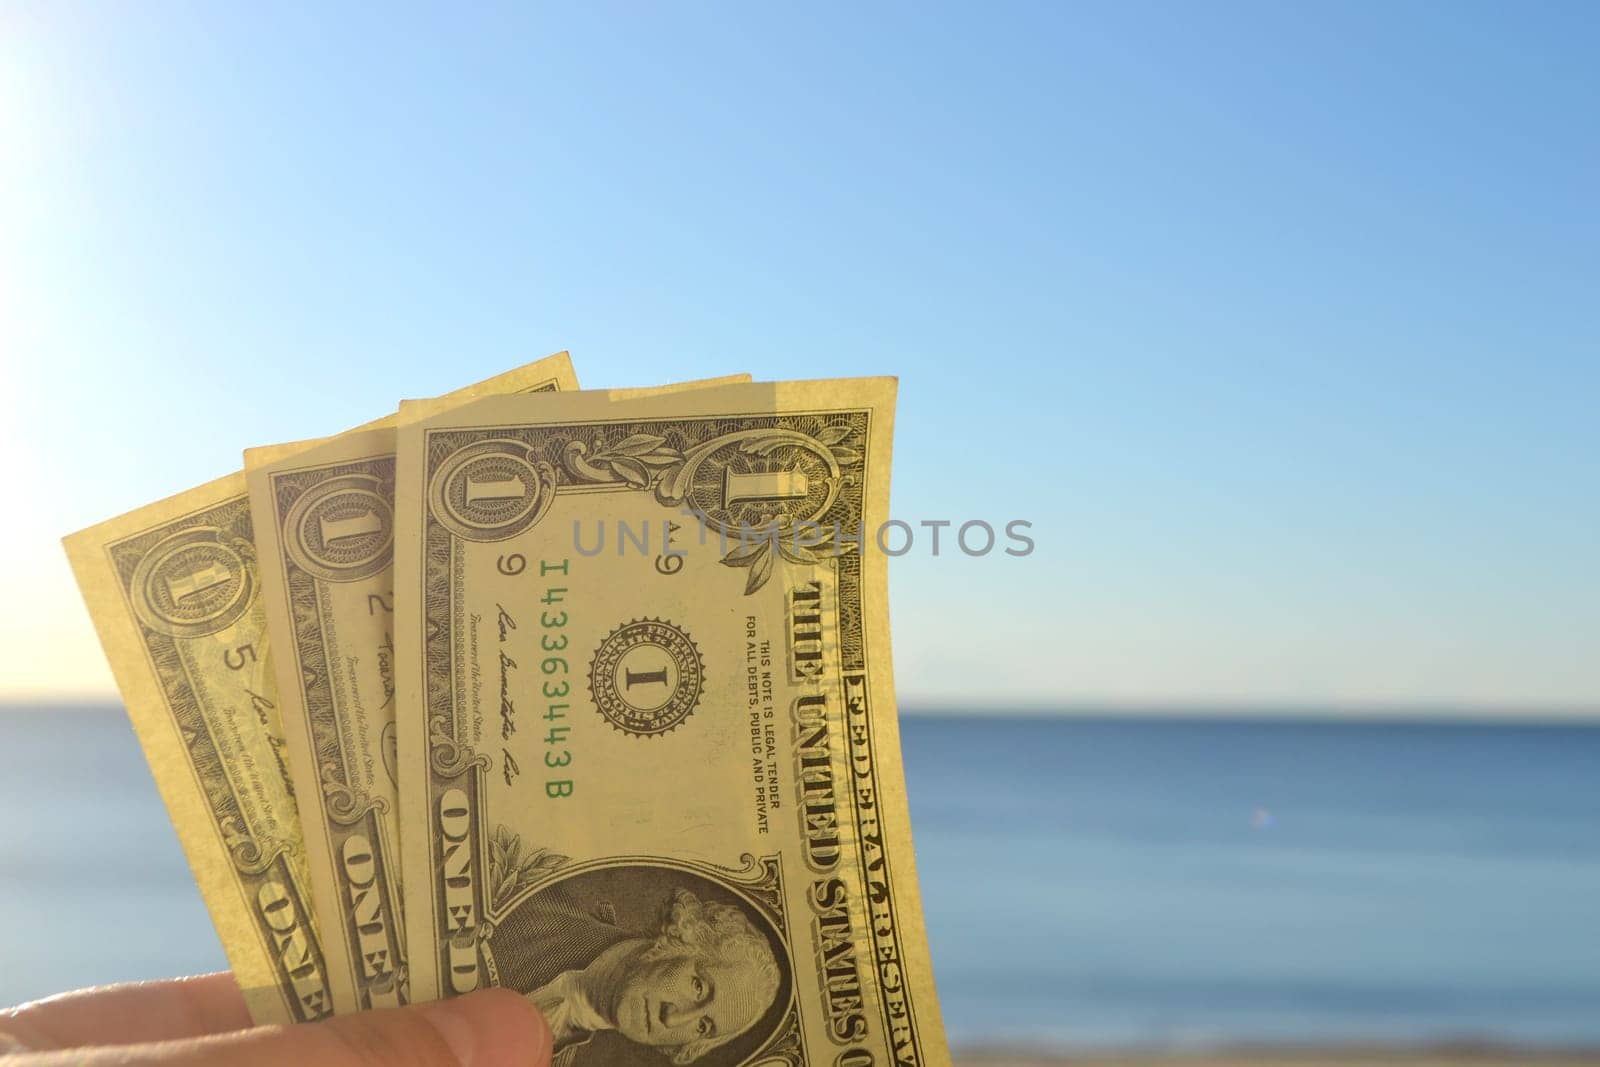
<box><xmin>65</xmin><ymin>353</ymin><xmax>949</xmax><ymax>1067</ymax></box>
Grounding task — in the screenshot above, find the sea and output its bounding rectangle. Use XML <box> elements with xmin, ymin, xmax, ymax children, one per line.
<box><xmin>2</xmin><ymin>707</ymin><xmax>1597</xmax><ymax>1054</ymax></box>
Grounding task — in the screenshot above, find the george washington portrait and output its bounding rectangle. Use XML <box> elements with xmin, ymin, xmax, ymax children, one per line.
<box><xmin>485</xmin><ymin>863</ymin><xmax>793</xmax><ymax>1067</ymax></box>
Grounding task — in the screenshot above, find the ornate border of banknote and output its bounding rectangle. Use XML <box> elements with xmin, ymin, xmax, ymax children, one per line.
<box><xmin>65</xmin><ymin>359</ymin><xmax>952</xmax><ymax>1067</ymax></box>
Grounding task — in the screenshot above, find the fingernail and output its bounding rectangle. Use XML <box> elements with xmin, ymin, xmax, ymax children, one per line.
<box><xmin>420</xmin><ymin>989</ymin><xmax>552</xmax><ymax>1067</ymax></box>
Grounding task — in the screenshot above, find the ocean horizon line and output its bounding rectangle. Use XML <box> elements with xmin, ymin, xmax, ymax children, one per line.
<box><xmin>5</xmin><ymin>696</ymin><xmax>1598</xmax><ymax>725</ymax></box>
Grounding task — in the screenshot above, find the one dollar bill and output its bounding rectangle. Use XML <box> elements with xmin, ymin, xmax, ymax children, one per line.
<box><xmin>245</xmin><ymin>354</ymin><xmax>580</xmax><ymax>1013</ymax></box>
<box><xmin>65</xmin><ymin>474</ymin><xmax>337</xmax><ymax>1024</ymax></box>
<box><xmin>394</xmin><ymin>379</ymin><xmax>950</xmax><ymax>1067</ymax></box>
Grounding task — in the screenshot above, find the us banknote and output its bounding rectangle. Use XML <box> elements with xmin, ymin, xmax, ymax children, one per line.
<box><xmin>392</xmin><ymin>379</ymin><xmax>950</xmax><ymax>1067</ymax></box>
<box><xmin>244</xmin><ymin>354</ymin><xmax>580</xmax><ymax>1014</ymax></box>
<box><xmin>245</xmin><ymin>364</ymin><xmax>747</xmax><ymax>1014</ymax></box>
<box><xmin>65</xmin><ymin>474</ymin><xmax>337</xmax><ymax>1024</ymax></box>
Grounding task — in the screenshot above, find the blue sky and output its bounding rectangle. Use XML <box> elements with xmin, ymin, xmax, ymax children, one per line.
<box><xmin>2</xmin><ymin>2</ymin><xmax>1595</xmax><ymax>711</ymax></box>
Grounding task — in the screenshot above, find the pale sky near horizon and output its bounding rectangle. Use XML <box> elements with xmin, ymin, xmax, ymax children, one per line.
<box><xmin>2</xmin><ymin>3</ymin><xmax>1595</xmax><ymax>713</ymax></box>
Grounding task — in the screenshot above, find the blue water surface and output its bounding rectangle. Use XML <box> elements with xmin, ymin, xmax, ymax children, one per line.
<box><xmin>903</xmin><ymin>716</ymin><xmax>1600</xmax><ymax>1050</ymax></box>
<box><xmin>2</xmin><ymin>708</ymin><xmax>1596</xmax><ymax>1051</ymax></box>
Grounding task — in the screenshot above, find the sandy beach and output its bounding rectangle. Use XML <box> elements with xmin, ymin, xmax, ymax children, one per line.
<box><xmin>957</xmin><ymin>1050</ymin><xmax>1600</xmax><ymax>1066</ymax></box>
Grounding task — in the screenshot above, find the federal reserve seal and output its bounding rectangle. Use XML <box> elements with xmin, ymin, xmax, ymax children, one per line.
<box><xmin>587</xmin><ymin>619</ymin><xmax>705</xmax><ymax>736</ymax></box>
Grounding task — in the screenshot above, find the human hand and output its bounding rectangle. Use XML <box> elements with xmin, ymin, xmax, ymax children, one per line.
<box><xmin>0</xmin><ymin>972</ymin><xmax>551</xmax><ymax>1066</ymax></box>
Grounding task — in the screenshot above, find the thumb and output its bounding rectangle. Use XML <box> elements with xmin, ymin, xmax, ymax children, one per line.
<box><xmin>27</xmin><ymin>988</ymin><xmax>552</xmax><ymax>1067</ymax></box>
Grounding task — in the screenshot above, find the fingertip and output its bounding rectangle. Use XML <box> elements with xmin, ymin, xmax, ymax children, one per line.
<box><xmin>422</xmin><ymin>988</ymin><xmax>552</xmax><ymax>1067</ymax></box>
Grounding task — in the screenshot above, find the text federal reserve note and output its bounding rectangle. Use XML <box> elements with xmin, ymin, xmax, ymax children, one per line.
<box><xmin>394</xmin><ymin>380</ymin><xmax>950</xmax><ymax>1067</ymax></box>
<box><xmin>246</xmin><ymin>354</ymin><xmax>579</xmax><ymax>1012</ymax></box>
<box><xmin>65</xmin><ymin>475</ymin><xmax>335</xmax><ymax>1025</ymax></box>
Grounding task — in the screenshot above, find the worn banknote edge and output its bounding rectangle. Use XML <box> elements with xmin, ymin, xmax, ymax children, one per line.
<box><xmin>243</xmin><ymin>352</ymin><xmax>579</xmax><ymax>471</ymax></box>
<box><xmin>392</xmin><ymin>371</ymin><xmax>753</xmax><ymax>426</ymax></box>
